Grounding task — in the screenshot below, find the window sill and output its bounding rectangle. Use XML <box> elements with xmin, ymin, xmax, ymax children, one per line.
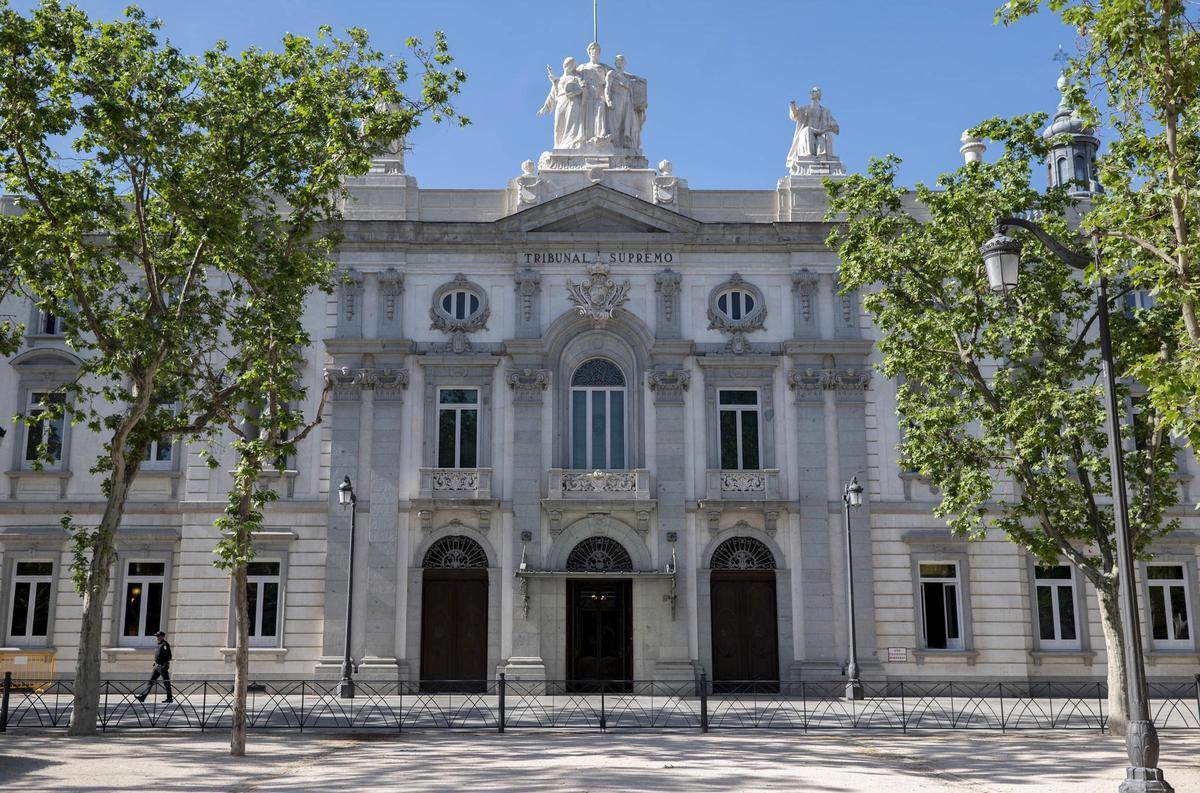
<box><xmin>219</xmin><ymin>647</ymin><xmax>289</xmax><ymax>662</ymax></box>
<box><xmin>103</xmin><ymin>647</ymin><xmax>155</xmax><ymax>661</ymax></box>
<box><xmin>1029</xmin><ymin>649</ymin><xmax>1096</xmax><ymax>666</ymax></box>
<box><xmin>1145</xmin><ymin>649</ymin><xmax>1200</xmax><ymax>665</ymax></box>
<box><xmin>912</xmin><ymin>649</ymin><xmax>979</xmax><ymax>666</ymax></box>
<box><xmin>5</xmin><ymin>469</ymin><xmax>71</xmax><ymax>499</ymax></box>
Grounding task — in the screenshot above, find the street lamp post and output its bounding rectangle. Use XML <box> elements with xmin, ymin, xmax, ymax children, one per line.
<box><xmin>981</xmin><ymin>218</ymin><xmax>1172</xmax><ymax>793</ymax></box>
<box><xmin>337</xmin><ymin>475</ymin><xmax>357</xmax><ymax>699</ymax></box>
<box><xmin>843</xmin><ymin>475</ymin><xmax>865</xmax><ymax>701</ymax></box>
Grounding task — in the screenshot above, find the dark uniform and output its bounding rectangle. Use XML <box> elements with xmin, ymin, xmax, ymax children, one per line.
<box><xmin>135</xmin><ymin>632</ymin><xmax>173</xmax><ymax>703</ymax></box>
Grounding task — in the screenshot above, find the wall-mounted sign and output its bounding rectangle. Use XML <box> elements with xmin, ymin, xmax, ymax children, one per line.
<box><xmin>522</xmin><ymin>251</ymin><xmax>675</xmax><ymax>266</ymax></box>
<box><xmin>887</xmin><ymin>647</ymin><xmax>909</xmax><ymax>663</ymax></box>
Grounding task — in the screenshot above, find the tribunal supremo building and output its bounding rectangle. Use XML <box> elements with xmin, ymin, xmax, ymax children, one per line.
<box><xmin>1</xmin><ymin>43</ymin><xmax>1198</xmax><ymax>687</ymax></box>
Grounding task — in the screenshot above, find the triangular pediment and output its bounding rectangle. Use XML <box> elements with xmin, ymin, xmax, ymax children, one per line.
<box><xmin>496</xmin><ymin>184</ymin><xmax>701</xmax><ymax>235</ymax></box>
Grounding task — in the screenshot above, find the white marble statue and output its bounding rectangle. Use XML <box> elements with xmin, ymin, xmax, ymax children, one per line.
<box><xmin>787</xmin><ymin>87</ymin><xmax>841</xmax><ymax>173</ymax></box>
<box><xmin>576</xmin><ymin>41</ymin><xmax>612</xmax><ymax>144</ymax></box>
<box><xmin>605</xmin><ymin>55</ymin><xmax>647</xmax><ymax>151</ymax></box>
<box><xmin>538</xmin><ymin>57</ymin><xmax>586</xmax><ymax>149</ymax></box>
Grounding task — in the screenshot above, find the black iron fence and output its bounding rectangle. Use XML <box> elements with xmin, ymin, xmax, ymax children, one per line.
<box><xmin>2</xmin><ymin>673</ymin><xmax>1199</xmax><ymax>733</ymax></box>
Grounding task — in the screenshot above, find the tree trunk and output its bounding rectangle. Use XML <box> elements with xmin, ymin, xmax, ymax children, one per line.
<box><xmin>67</xmin><ymin>471</ymin><xmax>133</xmax><ymax>736</ymax></box>
<box><xmin>1096</xmin><ymin>581</ymin><xmax>1130</xmax><ymax>737</ymax></box>
<box><xmin>231</xmin><ymin>560</ymin><xmax>249</xmax><ymax>756</ymax></box>
<box><xmin>230</xmin><ymin>487</ymin><xmax>254</xmax><ymax>757</ymax></box>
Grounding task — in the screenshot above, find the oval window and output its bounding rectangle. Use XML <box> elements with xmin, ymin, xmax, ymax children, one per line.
<box><xmin>441</xmin><ymin>290</ymin><xmax>481</xmax><ymax>321</ymax></box>
<box><xmin>717</xmin><ymin>289</ymin><xmax>755</xmax><ymax>322</ymax></box>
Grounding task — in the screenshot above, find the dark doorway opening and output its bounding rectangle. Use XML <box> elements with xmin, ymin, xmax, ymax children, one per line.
<box><xmin>567</xmin><ymin>579</ymin><xmax>632</xmax><ymax>691</ymax></box>
<box><xmin>420</xmin><ymin>569</ymin><xmax>488</xmax><ymax>693</ymax></box>
<box><xmin>710</xmin><ymin>570</ymin><xmax>779</xmax><ymax>692</ymax></box>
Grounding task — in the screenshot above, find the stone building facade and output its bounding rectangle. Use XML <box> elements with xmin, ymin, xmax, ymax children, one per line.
<box><xmin>1</xmin><ymin>48</ymin><xmax>1197</xmax><ymax>686</ymax></box>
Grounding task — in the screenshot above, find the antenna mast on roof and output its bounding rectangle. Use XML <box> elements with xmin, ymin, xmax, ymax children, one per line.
<box><xmin>593</xmin><ymin>0</ymin><xmax>599</xmax><ymax>44</ymax></box>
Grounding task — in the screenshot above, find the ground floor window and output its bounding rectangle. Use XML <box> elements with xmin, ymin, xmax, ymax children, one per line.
<box><xmin>246</xmin><ymin>561</ymin><xmax>282</xmax><ymax>647</ymax></box>
<box><xmin>121</xmin><ymin>560</ymin><xmax>166</xmax><ymax>646</ymax></box>
<box><xmin>1147</xmin><ymin>564</ymin><xmax>1192</xmax><ymax>649</ymax></box>
<box><xmin>7</xmin><ymin>560</ymin><xmax>53</xmax><ymax>645</ymax></box>
<box><xmin>1034</xmin><ymin>564</ymin><xmax>1079</xmax><ymax>650</ymax></box>
<box><xmin>919</xmin><ymin>562</ymin><xmax>963</xmax><ymax>650</ymax></box>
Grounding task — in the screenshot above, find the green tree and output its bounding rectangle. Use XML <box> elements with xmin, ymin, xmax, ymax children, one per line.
<box><xmin>826</xmin><ymin>116</ymin><xmax>1180</xmax><ymax>735</ymax></box>
<box><xmin>0</xmin><ymin>1</ymin><xmax>465</xmax><ymax>735</ymax></box>
<box><xmin>1000</xmin><ymin>0</ymin><xmax>1200</xmax><ymax>452</ymax></box>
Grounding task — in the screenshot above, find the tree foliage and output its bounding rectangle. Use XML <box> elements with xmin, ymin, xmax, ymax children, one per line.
<box><xmin>826</xmin><ymin>115</ymin><xmax>1180</xmax><ymax>732</ymax></box>
<box><xmin>0</xmin><ymin>0</ymin><xmax>465</xmax><ymax>734</ymax></box>
<box><xmin>1000</xmin><ymin>0</ymin><xmax>1200</xmax><ymax>451</ymax></box>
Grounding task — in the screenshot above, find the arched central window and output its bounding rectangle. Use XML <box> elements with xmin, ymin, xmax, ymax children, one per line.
<box><xmin>570</xmin><ymin>359</ymin><xmax>626</xmax><ymax>469</ymax></box>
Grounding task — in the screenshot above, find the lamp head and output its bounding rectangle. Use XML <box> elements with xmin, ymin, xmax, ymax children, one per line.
<box><xmin>980</xmin><ymin>228</ymin><xmax>1021</xmax><ymax>295</ymax></box>
<box><xmin>338</xmin><ymin>475</ymin><xmax>354</xmax><ymax>507</ymax></box>
<box><xmin>846</xmin><ymin>475</ymin><xmax>864</xmax><ymax>508</ymax></box>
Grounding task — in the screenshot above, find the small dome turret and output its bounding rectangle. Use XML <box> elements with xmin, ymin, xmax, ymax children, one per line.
<box><xmin>1043</xmin><ymin>73</ymin><xmax>1100</xmax><ymax>195</ymax></box>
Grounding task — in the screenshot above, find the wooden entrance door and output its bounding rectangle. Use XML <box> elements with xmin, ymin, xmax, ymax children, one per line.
<box><xmin>567</xmin><ymin>579</ymin><xmax>632</xmax><ymax>691</ymax></box>
<box><xmin>710</xmin><ymin>571</ymin><xmax>779</xmax><ymax>691</ymax></box>
<box><xmin>420</xmin><ymin>569</ymin><xmax>488</xmax><ymax>692</ymax></box>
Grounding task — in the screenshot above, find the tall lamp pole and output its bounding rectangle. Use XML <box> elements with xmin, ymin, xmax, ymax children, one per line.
<box><xmin>981</xmin><ymin>218</ymin><xmax>1171</xmax><ymax>793</ymax></box>
<box><xmin>337</xmin><ymin>475</ymin><xmax>358</xmax><ymax>699</ymax></box>
<box><xmin>843</xmin><ymin>475</ymin><xmax>865</xmax><ymax>701</ymax></box>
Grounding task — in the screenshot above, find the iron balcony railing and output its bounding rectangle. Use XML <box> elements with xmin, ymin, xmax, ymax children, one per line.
<box><xmin>2</xmin><ymin>673</ymin><xmax>1199</xmax><ymax>733</ymax></box>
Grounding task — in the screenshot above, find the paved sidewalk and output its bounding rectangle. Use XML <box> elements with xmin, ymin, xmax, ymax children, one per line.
<box><xmin>1</xmin><ymin>730</ymin><xmax>1197</xmax><ymax>792</ymax></box>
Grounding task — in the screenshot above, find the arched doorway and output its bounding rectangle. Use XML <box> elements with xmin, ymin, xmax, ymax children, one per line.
<box><xmin>420</xmin><ymin>536</ymin><xmax>488</xmax><ymax>692</ymax></box>
<box><xmin>709</xmin><ymin>537</ymin><xmax>779</xmax><ymax>691</ymax></box>
<box><xmin>565</xmin><ymin>536</ymin><xmax>633</xmax><ymax>691</ymax></box>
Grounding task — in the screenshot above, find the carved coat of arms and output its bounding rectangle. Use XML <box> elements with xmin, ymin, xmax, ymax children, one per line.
<box><xmin>566</xmin><ymin>262</ymin><xmax>631</xmax><ymax>324</ymax></box>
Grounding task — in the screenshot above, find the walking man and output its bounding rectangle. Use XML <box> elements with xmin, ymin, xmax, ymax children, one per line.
<box><xmin>135</xmin><ymin>630</ymin><xmax>173</xmax><ymax>703</ymax></box>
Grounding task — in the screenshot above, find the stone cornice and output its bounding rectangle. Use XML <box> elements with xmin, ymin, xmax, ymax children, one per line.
<box><xmin>787</xmin><ymin>366</ymin><xmax>872</xmax><ymax>400</ymax></box>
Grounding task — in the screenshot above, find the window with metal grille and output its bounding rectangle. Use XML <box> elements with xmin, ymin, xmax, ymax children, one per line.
<box><xmin>566</xmin><ymin>537</ymin><xmax>633</xmax><ymax>572</ymax></box>
<box><xmin>423</xmin><ymin>536</ymin><xmax>488</xmax><ymax>569</ymax></box>
<box><xmin>710</xmin><ymin>537</ymin><xmax>775</xmax><ymax>570</ymax></box>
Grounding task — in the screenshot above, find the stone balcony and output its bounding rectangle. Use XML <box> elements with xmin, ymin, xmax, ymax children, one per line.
<box><xmin>546</xmin><ymin>468</ymin><xmax>653</xmax><ymax>501</ymax></box>
<box><xmin>704</xmin><ymin>469</ymin><xmax>781</xmax><ymax>501</ymax></box>
<box><xmin>418</xmin><ymin>467</ymin><xmax>494</xmax><ymax>500</ymax></box>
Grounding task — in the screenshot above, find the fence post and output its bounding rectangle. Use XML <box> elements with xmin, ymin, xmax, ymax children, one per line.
<box><xmin>102</xmin><ymin>679</ymin><xmax>109</xmax><ymax>733</ymax></box>
<box><xmin>900</xmin><ymin>680</ymin><xmax>907</xmax><ymax>734</ymax></box>
<box><xmin>599</xmin><ymin>681</ymin><xmax>606</xmax><ymax>733</ymax></box>
<box><xmin>1194</xmin><ymin>673</ymin><xmax>1200</xmax><ymax>727</ymax></box>
<box><xmin>699</xmin><ymin>671</ymin><xmax>708</xmax><ymax>734</ymax></box>
<box><xmin>0</xmin><ymin>671</ymin><xmax>11</xmax><ymax>732</ymax></box>
<box><xmin>498</xmin><ymin>673</ymin><xmax>506</xmax><ymax>734</ymax></box>
<box><xmin>998</xmin><ymin>681</ymin><xmax>1005</xmax><ymax>734</ymax></box>
<box><xmin>1097</xmin><ymin>681</ymin><xmax>1106</xmax><ymax>734</ymax></box>
<box><xmin>299</xmin><ymin>680</ymin><xmax>305</xmax><ymax>733</ymax></box>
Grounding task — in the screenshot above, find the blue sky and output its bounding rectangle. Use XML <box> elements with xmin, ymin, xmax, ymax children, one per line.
<box><xmin>24</xmin><ymin>1</ymin><xmax>1073</xmax><ymax>189</ymax></box>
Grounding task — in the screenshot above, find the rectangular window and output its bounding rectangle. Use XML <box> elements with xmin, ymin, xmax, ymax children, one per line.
<box><xmin>24</xmin><ymin>392</ymin><xmax>66</xmax><ymax>467</ymax></box>
<box><xmin>919</xmin><ymin>562</ymin><xmax>963</xmax><ymax>650</ymax></box>
<box><xmin>718</xmin><ymin>390</ymin><xmax>760</xmax><ymax>470</ymax></box>
<box><xmin>1147</xmin><ymin>564</ymin><xmax>1192</xmax><ymax>649</ymax></box>
<box><xmin>436</xmin><ymin>388</ymin><xmax>479</xmax><ymax>469</ymax></box>
<box><xmin>121</xmin><ymin>561</ymin><xmax>166</xmax><ymax>645</ymax></box>
<box><xmin>38</xmin><ymin>310</ymin><xmax>65</xmax><ymax>336</ymax></box>
<box><xmin>570</xmin><ymin>388</ymin><xmax>625</xmax><ymax>470</ymax></box>
<box><xmin>246</xmin><ymin>561</ymin><xmax>282</xmax><ymax>647</ymax></box>
<box><xmin>139</xmin><ymin>400</ymin><xmax>176</xmax><ymax>469</ymax></box>
<box><xmin>1034</xmin><ymin>564</ymin><xmax>1080</xmax><ymax>650</ymax></box>
<box><xmin>7</xmin><ymin>560</ymin><xmax>54</xmax><ymax>645</ymax></box>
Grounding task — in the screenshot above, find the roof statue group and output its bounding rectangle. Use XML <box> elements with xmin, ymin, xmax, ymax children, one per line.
<box><xmin>538</xmin><ymin>41</ymin><xmax>647</xmax><ymax>154</ymax></box>
<box><xmin>534</xmin><ymin>42</ymin><xmax>843</xmax><ymax>177</ymax></box>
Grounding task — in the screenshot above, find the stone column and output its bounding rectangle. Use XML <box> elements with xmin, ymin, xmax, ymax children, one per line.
<box><xmin>316</xmin><ymin>368</ymin><xmax>365</xmax><ymax>675</ymax></box>
<box><xmin>500</xmin><ymin>365</ymin><xmax>550</xmax><ymax>681</ymax></box>
<box><xmin>787</xmin><ymin>367</ymin><xmax>838</xmax><ymax>677</ymax></box>
<box><xmin>832</xmin><ymin>368</ymin><xmax>880</xmax><ymax>674</ymax></box>
<box><xmin>647</xmin><ymin>363</ymin><xmax>694</xmax><ymax>679</ymax></box>
<box><xmin>359</xmin><ymin>369</ymin><xmax>409</xmax><ymax>677</ymax></box>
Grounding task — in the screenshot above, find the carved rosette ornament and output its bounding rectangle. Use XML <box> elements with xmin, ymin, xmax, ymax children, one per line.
<box><xmin>430</xmin><ymin>274</ymin><xmax>490</xmax><ymax>354</ymax></box>
<box><xmin>566</xmin><ymin>262</ymin><xmax>632</xmax><ymax>325</ymax></box>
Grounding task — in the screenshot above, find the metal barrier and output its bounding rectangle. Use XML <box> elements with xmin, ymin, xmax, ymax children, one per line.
<box><xmin>2</xmin><ymin>675</ymin><xmax>1199</xmax><ymax>733</ymax></box>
